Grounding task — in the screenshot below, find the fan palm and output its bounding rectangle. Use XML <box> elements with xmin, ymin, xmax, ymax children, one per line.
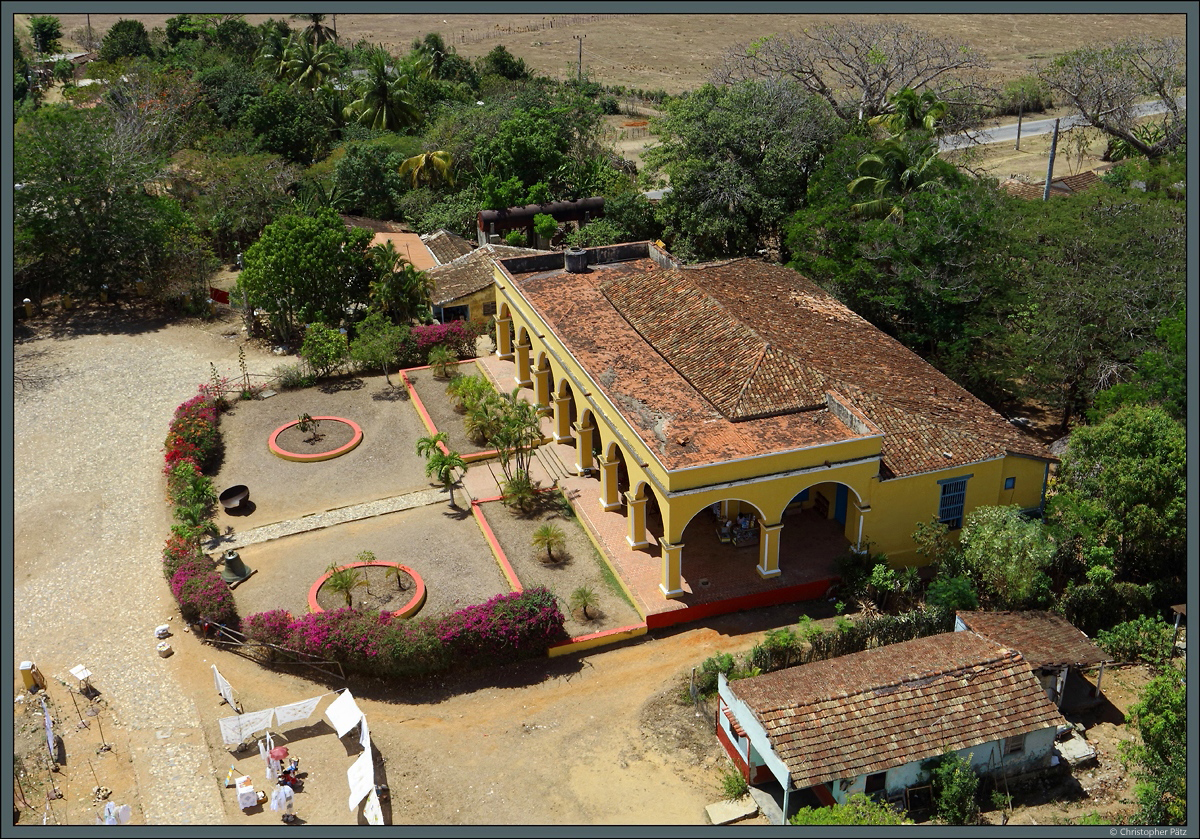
<box><xmin>398</xmin><ymin>150</ymin><xmax>455</xmax><ymax>189</ymax></box>
<box><xmin>569</xmin><ymin>585</ymin><xmax>599</xmax><ymax>619</ymax></box>
<box><xmin>532</xmin><ymin>524</ymin><xmax>566</xmax><ymax>564</ymax></box>
<box><xmin>847</xmin><ymin>135</ymin><xmax>959</xmax><ymax>222</ymax></box>
<box><xmin>342</xmin><ymin>47</ymin><xmax>423</xmax><ymax>132</ymax></box>
<box><xmin>425</xmin><ymin>449</ymin><xmax>467</xmax><ymax>507</ymax></box>
<box><xmin>285</xmin><ymin>37</ymin><xmax>339</xmax><ymax>95</ymax></box>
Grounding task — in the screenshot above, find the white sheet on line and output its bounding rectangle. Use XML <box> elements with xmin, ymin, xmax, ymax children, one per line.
<box><xmin>363</xmin><ymin>787</ymin><xmax>384</xmax><ymax>825</ymax></box>
<box><xmin>359</xmin><ymin>715</ymin><xmax>371</xmax><ymax>752</ymax></box>
<box><xmin>325</xmin><ymin>690</ymin><xmax>363</xmax><ymax>739</ymax></box>
<box><xmin>346</xmin><ymin>748</ymin><xmax>374</xmax><ymax>811</ymax></box>
<box><xmin>212</xmin><ymin>665</ymin><xmax>236</xmax><ymax>710</ymax></box>
<box><xmin>274</xmin><ymin>695</ymin><xmax>322</xmax><ymax>726</ymax></box>
<box><xmin>217</xmin><ymin>708</ymin><xmax>275</xmax><ymax>745</ymax></box>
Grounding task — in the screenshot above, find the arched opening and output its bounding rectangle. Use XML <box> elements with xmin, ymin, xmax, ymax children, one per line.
<box><xmin>553</xmin><ymin>377</ymin><xmax>577</xmax><ymax>444</ymax></box>
<box><xmin>777</xmin><ymin>481</ymin><xmax>857</xmax><ymax>581</ymax></box>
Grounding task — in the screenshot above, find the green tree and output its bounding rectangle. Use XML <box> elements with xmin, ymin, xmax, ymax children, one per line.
<box><xmin>959</xmin><ymin>506</ymin><xmax>1055</xmax><ymax>610</ymax></box>
<box><xmin>398</xmin><ymin>150</ymin><xmax>455</xmax><ymax>189</ymax></box>
<box><xmin>646</xmin><ymin>80</ymin><xmax>845</xmax><ymax>260</ymax></box>
<box><xmin>343</xmin><ymin>46</ymin><xmax>423</xmax><ymax>132</ymax></box>
<box><xmin>847</xmin><ymin>132</ymin><xmax>962</xmax><ymax>221</ymax></box>
<box><xmin>99</xmin><ymin>19</ymin><xmax>153</xmax><ymax>63</ymax></box>
<box><xmin>350</xmin><ymin>310</ymin><xmax>405</xmax><ymax>386</ymax></box>
<box><xmin>926</xmin><ymin>750</ymin><xmax>979</xmax><ymax>825</ymax></box>
<box><xmin>425</xmin><ymin>449</ymin><xmax>467</xmax><ymax>508</ymax></box>
<box><xmin>236</xmin><ymin>208</ymin><xmax>375</xmax><ymax>344</ymax></box>
<box><xmin>369</xmin><ymin>241</ymin><xmax>433</xmax><ymax>323</ymax></box>
<box><xmin>292</xmin><ymin>13</ymin><xmax>337</xmax><ymax>47</ymax></box>
<box><xmin>415</xmin><ymin>431</ymin><xmax>448</xmax><ymax>460</ymax></box>
<box><xmin>532</xmin><ymin>212</ymin><xmax>559</xmax><ymax>242</ymax></box>
<box><xmin>790</xmin><ymin>793</ymin><xmax>908</xmax><ymax>825</ymax></box>
<box><xmin>868</xmin><ymin>87</ymin><xmax>948</xmax><ymax>137</ymax></box>
<box><xmin>477</xmin><ymin>44</ymin><xmax>530</xmax><ymax>81</ymax></box>
<box><xmin>284</xmin><ymin>36</ymin><xmax>339</xmax><ymax>95</ymax></box>
<box><xmin>532</xmin><ymin>524</ymin><xmax>566</xmax><ymax>564</ymax></box>
<box><xmin>165</xmin><ymin>14</ymin><xmax>199</xmax><ymax>48</ymax></box>
<box><xmin>29</xmin><ymin>15</ymin><xmax>63</xmax><ymax>55</ymax></box>
<box><xmin>1047</xmin><ymin>405</ymin><xmax>1186</xmax><ymax>586</ymax></box>
<box><xmin>325</xmin><ymin>563</ymin><xmax>366</xmax><ymax>608</ymax></box>
<box><xmin>1120</xmin><ymin>670</ymin><xmax>1185</xmax><ymax>825</ymax></box>
<box><xmin>299</xmin><ymin>322</ymin><xmax>349</xmax><ymax>378</ymax></box>
<box><xmin>239</xmin><ymin>84</ymin><xmax>331</xmax><ymax>164</ymax></box>
<box><xmin>1091</xmin><ymin>305</ymin><xmax>1186</xmax><ymax>421</ymax></box>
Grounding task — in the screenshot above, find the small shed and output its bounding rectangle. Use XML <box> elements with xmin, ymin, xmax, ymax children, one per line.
<box><xmin>955</xmin><ymin>611</ymin><xmax>1110</xmax><ymax>709</ymax></box>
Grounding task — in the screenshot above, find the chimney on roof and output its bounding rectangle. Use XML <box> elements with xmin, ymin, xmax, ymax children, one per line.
<box><xmin>564</xmin><ymin>248</ymin><xmax>588</xmax><ymax>274</ymax></box>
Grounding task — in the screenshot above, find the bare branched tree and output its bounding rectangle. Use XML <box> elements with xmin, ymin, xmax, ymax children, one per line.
<box><xmin>1036</xmin><ymin>36</ymin><xmax>1185</xmax><ymax>159</ymax></box>
<box><xmin>711</xmin><ymin>22</ymin><xmax>992</xmax><ymax>129</ymax></box>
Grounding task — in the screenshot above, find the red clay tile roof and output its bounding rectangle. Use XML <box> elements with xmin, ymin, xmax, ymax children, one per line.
<box><xmin>956</xmin><ymin>611</ymin><xmax>1110</xmax><ymax>669</ymax></box>
<box><xmin>422</xmin><ymin>229</ymin><xmax>475</xmax><ymax>265</ymax></box>
<box><xmin>728</xmin><ymin>631</ymin><xmax>1065</xmax><ymax>789</ymax></box>
<box><xmin>504</xmin><ymin>253</ymin><xmax>1053</xmax><ymax>475</ymax></box>
<box><xmin>430</xmin><ymin>244</ymin><xmax>547</xmax><ymax>306</ymax></box>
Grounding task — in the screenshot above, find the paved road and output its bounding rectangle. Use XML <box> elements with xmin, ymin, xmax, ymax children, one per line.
<box><xmin>939</xmin><ymin>96</ymin><xmax>1186</xmax><ymax>151</ymax></box>
<box><xmin>13</xmin><ymin>317</ymin><xmax>278</xmax><ymax>825</ymax></box>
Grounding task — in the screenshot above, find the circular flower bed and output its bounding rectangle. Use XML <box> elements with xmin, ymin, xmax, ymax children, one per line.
<box><xmin>269</xmin><ymin>416</ymin><xmax>363</xmax><ymax>462</ymax></box>
<box><xmin>309</xmin><ymin>561</ymin><xmax>426</xmax><ymax>619</ymax></box>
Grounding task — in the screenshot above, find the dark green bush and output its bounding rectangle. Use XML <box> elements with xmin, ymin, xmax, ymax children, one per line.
<box><xmin>1096</xmin><ymin>615</ymin><xmax>1174</xmax><ymax>664</ymax></box>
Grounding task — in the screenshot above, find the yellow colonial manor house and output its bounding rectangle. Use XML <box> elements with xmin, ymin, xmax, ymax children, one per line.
<box><xmin>491</xmin><ymin>242</ymin><xmax>1054</xmax><ymax>607</ymax></box>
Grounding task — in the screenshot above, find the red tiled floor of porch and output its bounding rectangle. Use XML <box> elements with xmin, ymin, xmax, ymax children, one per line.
<box><xmin>473</xmin><ymin>353</ymin><xmax>843</xmax><ymax>629</ymax></box>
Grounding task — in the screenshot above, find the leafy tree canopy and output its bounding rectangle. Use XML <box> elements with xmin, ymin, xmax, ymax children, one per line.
<box><xmin>959</xmin><ymin>506</ymin><xmax>1055</xmax><ymax>610</ymax></box>
<box><xmin>1121</xmin><ymin>670</ymin><xmax>1185</xmax><ymax>825</ymax></box>
<box><xmin>790</xmin><ymin>793</ymin><xmax>908</xmax><ymax>825</ymax></box>
<box><xmin>100</xmin><ymin>19</ymin><xmax>154</xmax><ymax>64</ymax></box>
<box><xmin>29</xmin><ymin>15</ymin><xmax>63</xmax><ymax>54</ymax></box>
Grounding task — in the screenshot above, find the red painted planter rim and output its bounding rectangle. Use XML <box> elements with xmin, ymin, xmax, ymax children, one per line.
<box><xmin>308</xmin><ymin>561</ymin><xmax>426</xmax><ymax>619</ymax></box>
<box><xmin>269</xmin><ymin>416</ymin><xmax>363</xmax><ymax>462</ymax></box>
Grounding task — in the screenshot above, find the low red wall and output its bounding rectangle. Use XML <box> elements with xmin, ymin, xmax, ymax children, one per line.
<box><xmin>646</xmin><ymin>578</ymin><xmax>837</xmax><ymax>630</ymax></box>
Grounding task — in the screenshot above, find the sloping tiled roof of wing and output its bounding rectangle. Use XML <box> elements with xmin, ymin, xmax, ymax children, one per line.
<box><xmin>728</xmin><ymin>631</ymin><xmax>1065</xmax><ymax>790</ymax></box>
<box><xmin>430</xmin><ymin>244</ymin><xmax>547</xmax><ymax>306</ymax></box>
<box><xmin>956</xmin><ymin>611</ymin><xmax>1110</xmax><ymax>669</ymax></box>
<box><xmin>422</xmin><ymin>229</ymin><xmax>475</xmax><ymax>265</ymax></box>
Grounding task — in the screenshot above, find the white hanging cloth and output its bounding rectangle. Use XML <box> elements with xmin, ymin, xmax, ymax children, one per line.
<box><xmin>346</xmin><ymin>749</ymin><xmax>374</xmax><ymax>811</ymax></box>
<box><xmin>218</xmin><ymin>708</ymin><xmax>275</xmax><ymax>746</ymax></box>
<box><xmin>363</xmin><ymin>786</ymin><xmax>385</xmax><ymax>825</ymax></box>
<box><xmin>212</xmin><ymin>665</ymin><xmax>237</xmax><ymax>710</ymax></box>
<box><xmin>359</xmin><ymin>715</ymin><xmax>371</xmax><ymax>752</ymax></box>
<box><xmin>270</xmin><ymin>783</ymin><xmax>295</xmax><ymax>814</ymax></box>
<box><xmin>273</xmin><ymin>695</ymin><xmax>322</xmax><ymax>725</ymax></box>
<box><xmin>325</xmin><ymin>690</ymin><xmax>364</xmax><ymax>739</ymax></box>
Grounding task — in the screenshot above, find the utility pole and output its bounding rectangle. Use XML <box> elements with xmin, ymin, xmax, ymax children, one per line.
<box><xmin>1014</xmin><ymin>99</ymin><xmax>1024</xmax><ymax>150</ymax></box>
<box><xmin>574</xmin><ymin>34</ymin><xmax>584</xmax><ymax>82</ymax></box>
<box><xmin>1042</xmin><ymin>119</ymin><xmax>1060</xmax><ymax>202</ymax></box>
<box><xmin>86</xmin><ymin>14</ymin><xmax>92</xmax><ymax>50</ymax></box>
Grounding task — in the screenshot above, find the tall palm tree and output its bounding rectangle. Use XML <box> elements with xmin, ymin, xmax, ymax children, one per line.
<box><xmin>425</xmin><ymin>449</ymin><xmax>467</xmax><ymax>508</ymax></box>
<box><xmin>370</xmin><ymin>241</ymin><xmax>433</xmax><ymax>322</ymax></box>
<box><xmin>256</xmin><ymin>29</ymin><xmax>292</xmax><ymax>81</ymax></box>
<box><xmin>398</xmin><ymin>150</ymin><xmax>455</xmax><ymax>189</ymax></box>
<box><xmin>342</xmin><ymin>47</ymin><xmax>423</xmax><ymax>132</ymax></box>
<box><xmin>292</xmin><ymin>13</ymin><xmax>337</xmax><ymax>46</ymax></box>
<box><xmin>285</xmin><ymin>37</ymin><xmax>339</xmax><ymax>95</ymax></box>
<box><xmin>847</xmin><ymin>135</ymin><xmax>959</xmax><ymax>222</ymax></box>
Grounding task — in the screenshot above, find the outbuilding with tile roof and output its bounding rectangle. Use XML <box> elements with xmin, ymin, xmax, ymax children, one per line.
<box><xmin>716</xmin><ymin>631</ymin><xmax>1065</xmax><ymax>822</ymax></box>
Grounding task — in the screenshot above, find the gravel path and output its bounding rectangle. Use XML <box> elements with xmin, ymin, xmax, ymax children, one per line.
<box><xmin>13</xmin><ymin>318</ymin><xmax>277</xmax><ymax>825</ymax></box>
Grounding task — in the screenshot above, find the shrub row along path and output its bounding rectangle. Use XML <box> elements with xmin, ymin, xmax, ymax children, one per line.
<box><xmin>12</xmin><ymin>310</ymin><xmax>810</xmax><ymax>825</ymax></box>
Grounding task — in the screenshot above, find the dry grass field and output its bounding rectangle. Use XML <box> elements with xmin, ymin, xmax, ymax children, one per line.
<box><xmin>35</xmin><ymin>12</ymin><xmax>1186</xmax><ymax>94</ymax></box>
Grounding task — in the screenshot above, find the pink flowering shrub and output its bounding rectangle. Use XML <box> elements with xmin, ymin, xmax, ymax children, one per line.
<box><xmin>413</xmin><ymin>320</ymin><xmax>481</xmax><ymax>360</ymax></box>
<box><xmin>170</xmin><ymin>563</ymin><xmax>237</xmax><ymax>625</ymax></box>
<box><xmin>162</xmin><ymin>533</ymin><xmax>206</xmax><ymax>580</ymax></box>
<box><xmin>435</xmin><ymin>587</ymin><xmax>566</xmax><ymax>664</ymax></box>
<box><xmin>243</xmin><ymin>610</ymin><xmax>294</xmax><ymax>647</ymax></box>
<box><xmin>164</xmin><ymin>388</ymin><xmax>223</xmax><ymax>471</ymax></box>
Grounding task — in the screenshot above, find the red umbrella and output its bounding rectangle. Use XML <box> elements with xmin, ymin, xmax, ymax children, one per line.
<box><xmin>269</xmin><ymin>746</ymin><xmax>289</xmax><ymax>760</ymax></box>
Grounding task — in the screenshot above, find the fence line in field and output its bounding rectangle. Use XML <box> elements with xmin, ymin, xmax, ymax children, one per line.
<box><xmin>456</xmin><ymin>14</ymin><xmax>633</xmax><ymax>44</ymax></box>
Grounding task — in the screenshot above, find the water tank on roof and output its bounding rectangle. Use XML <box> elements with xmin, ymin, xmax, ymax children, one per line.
<box><xmin>564</xmin><ymin>248</ymin><xmax>588</xmax><ymax>274</ymax></box>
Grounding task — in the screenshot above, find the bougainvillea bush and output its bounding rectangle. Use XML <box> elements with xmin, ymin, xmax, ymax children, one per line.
<box><xmin>162</xmin><ymin>533</ymin><xmax>207</xmax><ymax>581</ymax></box>
<box><xmin>242</xmin><ymin>587</ymin><xmax>567</xmax><ymax>679</ymax></box>
<box><xmin>412</xmin><ymin>320</ymin><xmax>482</xmax><ymax>360</ymax></box>
<box><xmin>164</xmin><ymin>390</ymin><xmax>222</xmax><ymax>472</ymax></box>
<box><xmin>170</xmin><ymin>562</ymin><xmax>238</xmax><ymax>625</ymax></box>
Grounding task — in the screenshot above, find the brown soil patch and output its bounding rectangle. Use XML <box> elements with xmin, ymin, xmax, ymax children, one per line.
<box><xmin>273</xmin><ymin>418</ymin><xmax>357</xmax><ymax>456</ymax></box>
<box><xmin>404</xmin><ymin>363</ymin><xmax>492</xmax><ymax>456</ymax></box>
<box><xmin>315</xmin><ymin>563</ymin><xmax>416</xmax><ymax>614</ymax></box>
<box><xmin>480</xmin><ymin>492</ymin><xmax>644</xmax><ymax>637</ymax></box>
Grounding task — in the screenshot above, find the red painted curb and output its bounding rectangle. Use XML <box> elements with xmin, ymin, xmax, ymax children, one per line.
<box><xmin>644</xmin><ymin>578</ymin><xmax>838</xmax><ymax>629</ymax></box>
<box><xmin>471</xmin><ymin>501</ymin><xmax>522</xmax><ymax>592</ymax></box>
<box><xmin>269</xmin><ymin>416</ymin><xmax>362</xmax><ymax>462</ymax></box>
<box><xmin>308</xmin><ymin>561</ymin><xmax>426</xmax><ymax>618</ymax></box>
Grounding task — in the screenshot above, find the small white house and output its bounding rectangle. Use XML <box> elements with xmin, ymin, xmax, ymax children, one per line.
<box><xmin>716</xmin><ymin>631</ymin><xmax>1064</xmax><ymax>821</ymax></box>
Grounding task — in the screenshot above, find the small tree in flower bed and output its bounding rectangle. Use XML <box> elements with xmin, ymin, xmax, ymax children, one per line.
<box><xmin>170</xmin><ymin>563</ymin><xmax>238</xmax><ymax>625</ymax></box>
<box><xmin>413</xmin><ymin>320</ymin><xmax>480</xmax><ymax>360</ymax></box>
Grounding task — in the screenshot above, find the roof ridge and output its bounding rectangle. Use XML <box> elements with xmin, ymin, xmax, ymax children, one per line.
<box><xmin>728</xmin><ymin>344</ymin><xmax>770</xmax><ymax>417</ymax></box>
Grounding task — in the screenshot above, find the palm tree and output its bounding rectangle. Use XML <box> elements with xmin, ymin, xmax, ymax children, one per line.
<box><xmin>847</xmin><ymin>135</ymin><xmax>959</xmax><ymax>222</ymax></box>
<box><xmin>370</xmin><ymin>242</ymin><xmax>433</xmax><ymax>322</ymax></box>
<box><xmin>285</xmin><ymin>37</ymin><xmax>339</xmax><ymax>95</ymax></box>
<box><xmin>532</xmin><ymin>523</ymin><xmax>566</xmax><ymax>564</ymax></box>
<box><xmin>425</xmin><ymin>449</ymin><xmax>467</xmax><ymax>508</ymax></box>
<box><xmin>342</xmin><ymin>47</ymin><xmax>423</xmax><ymax>132</ymax></box>
<box><xmin>398</xmin><ymin>150</ymin><xmax>455</xmax><ymax>189</ymax></box>
<box><xmin>569</xmin><ymin>585</ymin><xmax>599</xmax><ymax>619</ymax></box>
<box><xmin>415</xmin><ymin>431</ymin><xmax>448</xmax><ymax>460</ymax></box>
<box><xmin>869</xmin><ymin>87</ymin><xmax>948</xmax><ymax>137</ymax></box>
<box><xmin>292</xmin><ymin>13</ymin><xmax>337</xmax><ymax>46</ymax></box>
<box><xmin>324</xmin><ymin>563</ymin><xmax>366</xmax><ymax>608</ymax></box>
<box><xmin>256</xmin><ymin>29</ymin><xmax>292</xmax><ymax>81</ymax></box>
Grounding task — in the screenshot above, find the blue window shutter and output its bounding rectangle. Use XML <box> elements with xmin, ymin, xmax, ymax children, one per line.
<box><xmin>938</xmin><ymin>475</ymin><xmax>970</xmax><ymax>530</ymax></box>
<box><xmin>835</xmin><ymin>485</ymin><xmax>848</xmax><ymax>526</ymax></box>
